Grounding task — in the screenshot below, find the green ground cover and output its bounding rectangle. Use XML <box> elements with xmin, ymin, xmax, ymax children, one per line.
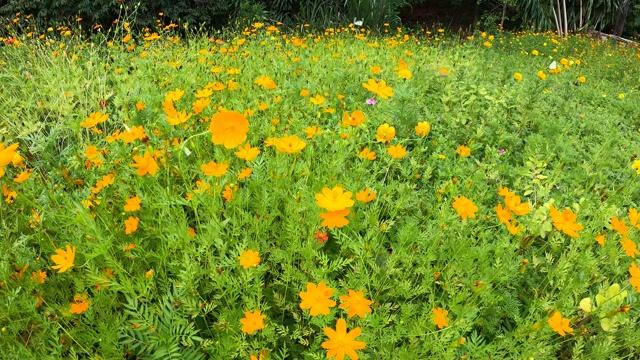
<box><xmin>1</xmin><ymin>21</ymin><xmax>640</xmax><ymax>359</ymax></box>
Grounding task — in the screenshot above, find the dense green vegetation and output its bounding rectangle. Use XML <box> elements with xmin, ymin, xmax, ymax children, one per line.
<box><xmin>1</xmin><ymin>13</ymin><xmax>640</xmax><ymax>360</ymax></box>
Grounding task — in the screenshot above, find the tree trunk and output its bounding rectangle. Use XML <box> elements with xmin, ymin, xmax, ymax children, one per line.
<box><xmin>614</xmin><ymin>0</ymin><xmax>631</xmax><ymax>36</ymax></box>
<box><xmin>473</xmin><ymin>0</ymin><xmax>480</xmax><ymax>29</ymax></box>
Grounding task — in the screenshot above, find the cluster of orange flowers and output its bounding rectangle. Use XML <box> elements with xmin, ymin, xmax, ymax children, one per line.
<box><xmin>494</xmin><ymin>187</ymin><xmax>531</xmax><ymax>235</ymax></box>
<box><xmin>315</xmin><ymin>186</ymin><xmax>355</xmax><ymax>229</ymax></box>
<box><xmin>298</xmin><ymin>282</ymin><xmax>370</xmax><ymax>359</ymax></box>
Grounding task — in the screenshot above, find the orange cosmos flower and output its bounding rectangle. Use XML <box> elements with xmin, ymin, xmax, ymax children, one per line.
<box><xmin>495</xmin><ymin>204</ymin><xmax>513</xmax><ymax>223</ymax></box>
<box><xmin>629</xmin><ymin>208</ymin><xmax>640</xmax><ymax>228</ymax></box>
<box><xmin>375</xmin><ymin>123</ymin><xmax>395</xmax><ymax>143</ymax></box>
<box><xmin>303</xmin><ymin>126</ymin><xmax>325</xmax><ymax>139</ymax></box>
<box><xmin>124</xmin><ymin>216</ymin><xmax>139</xmax><ymax>235</ymax></box>
<box><xmin>339</xmin><ymin>290</ymin><xmax>372</xmax><ymax>318</ymax></box>
<box><xmin>51</xmin><ymin>245</ymin><xmax>76</xmax><ymax>273</ymax></box>
<box><xmin>222</xmin><ymin>184</ymin><xmax>237</xmax><ymax>203</ymax></box>
<box><xmin>238</xmin><ymin>249</ymin><xmax>260</xmax><ymax>269</ymax></box>
<box><xmin>321</xmin><ymin>318</ymin><xmax>366</xmax><ymax>360</ymax></box>
<box><xmin>124</xmin><ymin>195</ymin><xmax>141</xmax><ymax>212</ymax></box>
<box><xmin>209</xmin><ymin>111</ymin><xmax>249</xmax><ymax>149</ymax></box>
<box><xmin>240</xmin><ymin>310</ymin><xmax>266</xmax><ymax>335</ymax></box>
<box><xmin>358</xmin><ymin>148</ymin><xmax>376</xmax><ymax>160</ymax></box>
<box><xmin>456</xmin><ymin>145</ymin><xmax>471</xmax><ymax>157</ymax></box>
<box><xmin>254</xmin><ymin>75</ymin><xmax>277</xmax><ymax>89</ymax></box>
<box><xmin>595</xmin><ymin>233</ymin><xmax>606</xmax><ymax>247</ymax></box>
<box><xmin>192</xmin><ymin>98</ymin><xmax>211</xmax><ymax>114</ymax></box>
<box><xmin>130</xmin><ymin>151</ymin><xmax>158</xmax><ymax>176</ymax></box>
<box><xmin>549</xmin><ymin>205</ymin><xmax>583</xmax><ymax>238</ymax></box>
<box><xmin>201</xmin><ymin>161</ymin><xmax>228</xmax><ymax>177</ymax></box>
<box><xmin>432</xmin><ymin>308</ymin><xmax>449</xmax><ymax>329</ymax></box>
<box><xmin>299</xmin><ymin>282</ymin><xmax>336</xmax><ymax>316</ymax></box>
<box><xmin>611</xmin><ymin>216</ymin><xmax>630</xmax><ymax>236</ymax></box>
<box><xmin>620</xmin><ymin>237</ymin><xmax>639</xmax><ymax>258</ymax></box>
<box><xmin>342</xmin><ymin>110</ymin><xmax>365</xmax><ymax>127</ymax></box>
<box><xmin>238</xmin><ymin>167</ymin><xmax>253</xmax><ymax>180</ymax></box>
<box><xmin>504</xmin><ymin>195</ymin><xmax>530</xmax><ymax>216</ymax></box>
<box><xmin>80</xmin><ymin>112</ymin><xmax>108</xmax><ymax>128</ymax></box>
<box><xmin>362</xmin><ymin>79</ymin><xmax>393</xmax><ymax>99</ymax></box>
<box><xmin>70</xmin><ymin>294</ymin><xmax>90</xmax><ymax>315</ymax></box>
<box><xmin>0</xmin><ymin>142</ymin><xmax>19</xmax><ymax>177</ymax></box>
<box><xmin>355</xmin><ymin>188</ymin><xmax>376</xmax><ymax>203</ymax></box>
<box><xmin>315</xmin><ymin>187</ymin><xmax>354</xmax><ymax>211</ymax></box>
<box><xmin>135</xmin><ymin>101</ymin><xmax>145</xmax><ymax>111</ymax></box>
<box><xmin>235</xmin><ymin>143</ymin><xmax>261</xmax><ymax>161</ymax></box>
<box><xmin>415</xmin><ymin>122</ymin><xmax>431</xmax><ymax>136</ymax></box>
<box><xmin>439</xmin><ymin>67</ymin><xmax>450</xmax><ymax>76</ymax></box>
<box><xmin>13</xmin><ymin>170</ymin><xmax>31</xmax><ymax>183</ymax></box>
<box><xmin>274</xmin><ymin>135</ymin><xmax>306</xmax><ymax>154</ymax></box>
<box><xmin>452</xmin><ymin>196</ymin><xmax>478</xmax><ymax>220</ymax></box>
<box><xmin>319</xmin><ymin>209</ymin><xmax>350</xmax><ymax>229</ymax></box>
<box><xmin>387</xmin><ymin>144</ymin><xmax>407</xmax><ymax>159</ymax></box>
<box><xmin>30</xmin><ymin>270</ymin><xmax>46</xmax><ymax>284</ymax></box>
<box><xmin>630</xmin><ymin>262</ymin><xmax>640</xmax><ymax>292</ymax></box>
<box><xmin>85</xmin><ymin>146</ymin><xmax>100</xmax><ymax>159</ymax></box>
<box><xmin>548</xmin><ymin>311</ymin><xmax>573</xmax><ymax>336</ymax></box>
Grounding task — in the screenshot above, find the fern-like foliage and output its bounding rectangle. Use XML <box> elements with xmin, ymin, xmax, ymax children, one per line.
<box><xmin>121</xmin><ymin>287</ymin><xmax>205</xmax><ymax>360</ymax></box>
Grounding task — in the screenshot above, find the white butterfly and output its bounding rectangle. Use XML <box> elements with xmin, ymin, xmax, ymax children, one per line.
<box><xmin>549</xmin><ymin>61</ymin><xmax>557</xmax><ymax>70</ymax></box>
<box><xmin>353</xmin><ymin>18</ymin><xmax>364</xmax><ymax>27</ymax></box>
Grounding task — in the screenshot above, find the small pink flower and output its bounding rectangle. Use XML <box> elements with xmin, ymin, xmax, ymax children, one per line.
<box><xmin>366</xmin><ymin>98</ymin><xmax>377</xmax><ymax>105</ymax></box>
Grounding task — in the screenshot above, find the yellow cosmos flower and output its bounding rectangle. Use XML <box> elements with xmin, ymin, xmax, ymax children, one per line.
<box><xmin>362</xmin><ymin>79</ymin><xmax>393</xmax><ymax>99</ymax></box>
<box><xmin>201</xmin><ymin>161</ymin><xmax>228</xmax><ymax>177</ymax></box>
<box><xmin>310</xmin><ymin>94</ymin><xmax>326</xmax><ymax>105</ymax></box>
<box><xmin>513</xmin><ymin>72</ymin><xmax>522</xmax><ymax>83</ymax></box>
<box><xmin>274</xmin><ymin>135</ymin><xmax>306</xmax><ymax>154</ymax></box>
<box><xmin>166</xmin><ymin>110</ymin><xmax>193</xmax><ymax>126</ymax></box>
<box><xmin>51</xmin><ymin>245</ymin><xmax>76</xmax><ymax>273</ymax></box>
<box><xmin>456</xmin><ymin>145</ymin><xmax>471</xmax><ymax>157</ymax></box>
<box><xmin>415</xmin><ymin>122</ymin><xmax>431</xmax><ymax>136</ymax></box>
<box><xmin>387</xmin><ymin>144</ymin><xmax>407</xmax><ymax>159</ymax></box>
<box><xmin>235</xmin><ymin>143</ymin><xmax>261</xmax><ymax>161</ymax></box>
<box><xmin>80</xmin><ymin>112</ymin><xmax>108</xmax><ymax>128</ymax></box>
<box><xmin>303</xmin><ymin>126</ymin><xmax>324</xmax><ymax>139</ymax></box>
<box><xmin>316</xmin><ymin>186</ymin><xmax>354</xmax><ymax>211</ymax></box>
<box><xmin>376</xmin><ymin>123</ymin><xmax>395</xmax><ymax>143</ymax></box>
